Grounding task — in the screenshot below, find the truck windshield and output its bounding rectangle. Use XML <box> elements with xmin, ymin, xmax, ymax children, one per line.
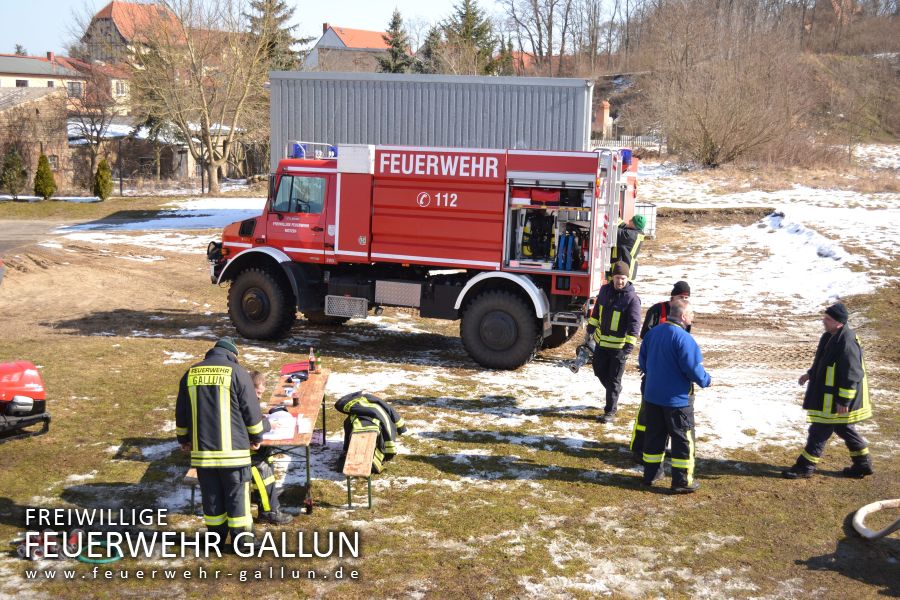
<box><xmin>273</xmin><ymin>175</ymin><xmax>326</xmax><ymax>214</ymax></box>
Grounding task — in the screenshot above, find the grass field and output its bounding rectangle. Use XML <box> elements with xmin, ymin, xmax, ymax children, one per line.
<box><xmin>0</xmin><ymin>181</ymin><xmax>897</xmax><ymax>599</ymax></box>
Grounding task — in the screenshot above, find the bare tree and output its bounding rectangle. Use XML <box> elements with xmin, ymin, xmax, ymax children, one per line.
<box><xmin>643</xmin><ymin>1</ymin><xmax>812</xmax><ymax>166</ymax></box>
<box><xmin>68</xmin><ymin>65</ymin><xmax>122</xmax><ymax>177</ymax></box>
<box><xmin>130</xmin><ymin>0</ymin><xmax>276</xmax><ymax>194</ymax></box>
<box><xmin>501</xmin><ymin>0</ymin><xmax>576</xmax><ymax>76</ymax></box>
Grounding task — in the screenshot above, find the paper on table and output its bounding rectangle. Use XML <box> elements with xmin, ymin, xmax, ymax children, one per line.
<box><xmin>262</xmin><ymin>411</ymin><xmax>297</xmax><ymax>440</ymax></box>
<box><xmin>296</xmin><ymin>416</ymin><xmax>312</xmax><ymax>435</ymax></box>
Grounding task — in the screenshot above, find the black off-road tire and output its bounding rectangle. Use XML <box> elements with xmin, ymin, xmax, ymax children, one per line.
<box><xmin>541</xmin><ymin>325</ymin><xmax>578</xmax><ymax>349</ymax></box>
<box><xmin>227</xmin><ymin>268</ymin><xmax>296</xmax><ymax>339</ymax></box>
<box><xmin>460</xmin><ymin>290</ymin><xmax>540</xmax><ymax>369</ymax></box>
<box><xmin>303</xmin><ymin>312</ymin><xmax>351</xmax><ymax>326</ymax></box>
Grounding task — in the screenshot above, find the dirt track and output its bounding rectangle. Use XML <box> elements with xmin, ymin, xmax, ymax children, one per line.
<box><xmin>0</xmin><ymin>220</ymin><xmax>73</xmax><ymax>254</ymax></box>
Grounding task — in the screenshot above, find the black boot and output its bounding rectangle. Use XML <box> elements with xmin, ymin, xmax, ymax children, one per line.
<box><xmin>671</xmin><ymin>481</ymin><xmax>700</xmax><ymax>494</ymax></box>
<box><xmin>782</xmin><ymin>455</ymin><xmax>816</xmax><ymax>479</ymax></box>
<box><xmin>842</xmin><ymin>455</ymin><xmax>874</xmax><ymax>479</ymax></box>
<box><xmin>258</xmin><ymin>510</ymin><xmax>294</xmax><ymax>525</ymax></box>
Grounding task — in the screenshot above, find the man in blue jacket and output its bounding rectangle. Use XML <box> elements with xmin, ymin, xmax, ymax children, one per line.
<box><xmin>586</xmin><ymin>261</ymin><xmax>641</xmax><ymax>423</ymax></box>
<box><xmin>638</xmin><ymin>301</ymin><xmax>712</xmax><ymax>493</ymax></box>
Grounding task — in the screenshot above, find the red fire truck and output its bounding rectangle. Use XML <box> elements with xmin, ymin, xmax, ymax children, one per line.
<box><xmin>207</xmin><ymin>143</ymin><xmax>637</xmax><ymax>369</ymax></box>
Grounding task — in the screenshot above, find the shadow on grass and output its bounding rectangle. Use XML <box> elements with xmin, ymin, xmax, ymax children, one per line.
<box><xmin>405</xmin><ymin>451</ymin><xmax>643</xmax><ymax>492</ymax></box>
<box><xmin>40</xmin><ymin>309</ymin><xmax>485</xmax><ymax>371</ymax></box>
<box><xmin>61</xmin><ymin>436</ymin><xmax>343</xmax><ymax>518</ymax></box>
<box><xmin>392</xmin><ymin>395</ymin><xmax>601</xmax><ymax>422</ymax></box>
<box><xmin>0</xmin><ymin>496</ymin><xmax>31</xmax><ymax>529</ymax></box>
<box><xmin>796</xmin><ymin>511</ymin><xmax>900</xmax><ymax>597</ymax></box>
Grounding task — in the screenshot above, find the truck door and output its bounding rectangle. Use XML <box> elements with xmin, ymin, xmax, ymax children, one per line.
<box><xmin>265</xmin><ymin>173</ymin><xmax>330</xmax><ymax>263</ymax></box>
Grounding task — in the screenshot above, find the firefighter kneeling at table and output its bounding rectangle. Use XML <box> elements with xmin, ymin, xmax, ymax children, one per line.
<box><xmin>249</xmin><ymin>371</ymin><xmax>293</xmax><ymax>525</ymax></box>
<box><xmin>176</xmin><ymin>337</ymin><xmax>265</xmax><ymax>552</ymax></box>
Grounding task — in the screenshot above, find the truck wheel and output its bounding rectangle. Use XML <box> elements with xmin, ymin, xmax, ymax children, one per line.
<box><xmin>541</xmin><ymin>325</ymin><xmax>578</xmax><ymax>349</ymax></box>
<box><xmin>304</xmin><ymin>312</ymin><xmax>350</xmax><ymax>326</ymax></box>
<box><xmin>227</xmin><ymin>268</ymin><xmax>296</xmax><ymax>339</ymax></box>
<box><xmin>460</xmin><ymin>290</ymin><xmax>539</xmax><ymax>369</ymax></box>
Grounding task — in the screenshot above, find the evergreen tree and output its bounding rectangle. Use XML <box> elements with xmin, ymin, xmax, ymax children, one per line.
<box><xmin>443</xmin><ymin>0</ymin><xmax>497</xmax><ymax>75</ymax></box>
<box><xmin>244</xmin><ymin>0</ymin><xmax>312</xmax><ymax>71</ymax></box>
<box><xmin>377</xmin><ymin>10</ymin><xmax>414</xmax><ymax>73</ymax></box>
<box><xmin>497</xmin><ymin>37</ymin><xmax>515</xmax><ymax>76</ymax></box>
<box><xmin>1</xmin><ymin>148</ymin><xmax>28</xmax><ymax>199</ymax></box>
<box><xmin>14</xmin><ymin>44</ymin><xmax>27</xmax><ymax>56</ymax></box>
<box><xmin>414</xmin><ymin>26</ymin><xmax>444</xmax><ymax>74</ymax></box>
<box><xmin>33</xmin><ymin>154</ymin><xmax>56</xmax><ymax>200</ymax></box>
<box><xmin>93</xmin><ymin>159</ymin><xmax>113</xmax><ymax>201</ymax></box>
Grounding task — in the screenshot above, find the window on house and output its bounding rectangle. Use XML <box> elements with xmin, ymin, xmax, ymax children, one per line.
<box><xmin>15</xmin><ymin>80</ymin><xmax>28</xmax><ymax>87</ymax></box>
<box><xmin>48</xmin><ymin>155</ymin><xmax>59</xmax><ymax>171</ymax></box>
<box><xmin>115</xmin><ymin>81</ymin><xmax>127</xmax><ymax>96</ymax></box>
<box><xmin>47</xmin><ymin>81</ymin><xmax>54</xmax><ymax>88</ymax></box>
<box><xmin>67</xmin><ymin>81</ymin><xmax>83</xmax><ymax>97</ymax></box>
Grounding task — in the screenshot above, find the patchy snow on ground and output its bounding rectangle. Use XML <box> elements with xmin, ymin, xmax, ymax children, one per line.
<box><xmin>120</xmin><ymin>178</ymin><xmax>252</xmax><ymax>198</ymax></box>
<box><xmin>161</xmin><ymin>351</ymin><xmax>194</xmax><ymax>365</ymax></box>
<box><xmin>0</xmin><ymin>195</ymin><xmax>101</xmax><ymax>203</ymax></box>
<box><xmin>140</xmin><ymin>440</ymin><xmax>179</xmax><ymax>461</ymax></box>
<box><xmin>639</xmin><ymin>165</ymin><xmax>900</xmax><ymax>317</ymax></box>
<box><xmin>54</xmin><ymin>231</ymin><xmax>214</xmax><ymax>253</ymax></box>
<box><xmin>854</xmin><ymin>143</ymin><xmax>900</xmax><ymax>170</ymax></box>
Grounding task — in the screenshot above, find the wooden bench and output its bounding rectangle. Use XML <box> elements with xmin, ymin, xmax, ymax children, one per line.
<box><xmin>342</xmin><ymin>431</ymin><xmax>378</xmax><ymax>509</ymax></box>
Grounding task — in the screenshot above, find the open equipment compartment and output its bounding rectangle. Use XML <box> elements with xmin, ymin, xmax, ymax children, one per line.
<box><xmin>504</xmin><ymin>179</ymin><xmax>594</xmax><ymax>274</ymax></box>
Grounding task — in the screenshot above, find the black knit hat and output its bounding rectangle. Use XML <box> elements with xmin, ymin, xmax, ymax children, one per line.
<box><xmin>611</xmin><ymin>261</ymin><xmax>630</xmax><ymax>277</ymax></box>
<box><xmin>215</xmin><ymin>337</ymin><xmax>239</xmax><ymax>355</ymax></box>
<box><xmin>671</xmin><ymin>281</ymin><xmax>691</xmax><ymax>297</ymax></box>
<box><xmin>825</xmin><ymin>303</ymin><xmax>848</xmax><ymax>324</ymax></box>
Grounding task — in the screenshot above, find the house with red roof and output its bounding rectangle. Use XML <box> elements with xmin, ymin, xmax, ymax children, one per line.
<box><xmin>0</xmin><ymin>53</ymin><xmax>85</xmax><ymax>95</ymax></box>
<box><xmin>303</xmin><ymin>23</ymin><xmax>389</xmax><ymax>72</ymax></box>
<box><xmin>82</xmin><ymin>0</ymin><xmax>180</xmax><ymax>63</ymax></box>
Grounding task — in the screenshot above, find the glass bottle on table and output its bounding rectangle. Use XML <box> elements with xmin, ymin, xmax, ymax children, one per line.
<box><xmin>309</xmin><ymin>347</ymin><xmax>316</xmax><ymax>373</ymax></box>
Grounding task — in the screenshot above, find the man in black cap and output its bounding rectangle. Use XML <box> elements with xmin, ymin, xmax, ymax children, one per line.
<box><xmin>176</xmin><ymin>337</ymin><xmax>267</xmax><ymax>552</ymax></box>
<box><xmin>586</xmin><ymin>260</ymin><xmax>641</xmax><ymax>423</ymax></box>
<box><xmin>782</xmin><ymin>302</ymin><xmax>874</xmax><ymax>479</ymax></box>
<box><xmin>630</xmin><ymin>281</ymin><xmax>693</xmax><ymax>463</ymax></box>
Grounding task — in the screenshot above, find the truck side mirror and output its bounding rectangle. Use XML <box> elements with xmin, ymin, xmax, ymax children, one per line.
<box><xmin>268</xmin><ymin>173</ymin><xmax>276</xmax><ymax>200</ymax></box>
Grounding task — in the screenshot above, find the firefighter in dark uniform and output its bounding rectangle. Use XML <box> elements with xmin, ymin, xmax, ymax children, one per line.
<box><xmin>176</xmin><ymin>338</ymin><xmax>266</xmax><ymax>551</ymax></box>
<box><xmin>249</xmin><ymin>371</ymin><xmax>292</xmax><ymax>525</ymax></box>
<box><xmin>782</xmin><ymin>302</ymin><xmax>874</xmax><ymax>479</ymax></box>
<box><xmin>638</xmin><ymin>300</ymin><xmax>711</xmax><ymax>493</ymax></box>
<box><xmin>608</xmin><ymin>214</ymin><xmax>646</xmax><ymax>280</ymax></box>
<box><xmin>630</xmin><ymin>281</ymin><xmax>692</xmax><ymax>463</ymax></box>
<box><xmin>587</xmin><ymin>261</ymin><xmax>641</xmax><ymax>423</ymax></box>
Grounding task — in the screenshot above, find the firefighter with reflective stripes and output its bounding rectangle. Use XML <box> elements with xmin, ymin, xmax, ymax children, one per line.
<box><xmin>783</xmin><ymin>303</ymin><xmax>874</xmax><ymax>479</ymax></box>
<box><xmin>630</xmin><ymin>281</ymin><xmax>692</xmax><ymax>462</ymax></box>
<box><xmin>587</xmin><ymin>261</ymin><xmax>641</xmax><ymax>423</ymax></box>
<box><xmin>608</xmin><ymin>215</ymin><xmax>646</xmax><ymax>280</ymax></box>
<box><xmin>638</xmin><ymin>300</ymin><xmax>711</xmax><ymax>493</ymax></box>
<box><xmin>176</xmin><ymin>338</ymin><xmax>266</xmax><ymax>551</ymax></box>
<box><xmin>249</xmin><ymin>371</ymin><xmax>292</xmax><ymax>525</ymax></box>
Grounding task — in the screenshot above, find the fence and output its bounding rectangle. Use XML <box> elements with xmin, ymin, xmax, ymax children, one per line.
<box><xmin>591</xmin><ymin>136</ymin><xmax>664</xmax><ymax>150</ymax></box>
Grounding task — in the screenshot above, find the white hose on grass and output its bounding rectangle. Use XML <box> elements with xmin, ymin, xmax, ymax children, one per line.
<box><xmin>852</xmin><ymin>499</ymin><xmax>900</xmax><ymax>540</ymax></box>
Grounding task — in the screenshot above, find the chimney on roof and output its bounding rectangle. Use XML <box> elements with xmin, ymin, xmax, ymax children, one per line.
<box><xmin>47</xmin><ymin>51</ymin><xmax>55</xmax><ymax>62</ymax></box>
<box><xmin>323</xmin><ymin>22</ymin><xmax>330</xmax><ymax>34</ymax></box>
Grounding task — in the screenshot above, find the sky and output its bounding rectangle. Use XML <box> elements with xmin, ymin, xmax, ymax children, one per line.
<box><xmin>0</xmin><ymin>0</ymin><xmax>497</xmax><ymax>57</ymax></box>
